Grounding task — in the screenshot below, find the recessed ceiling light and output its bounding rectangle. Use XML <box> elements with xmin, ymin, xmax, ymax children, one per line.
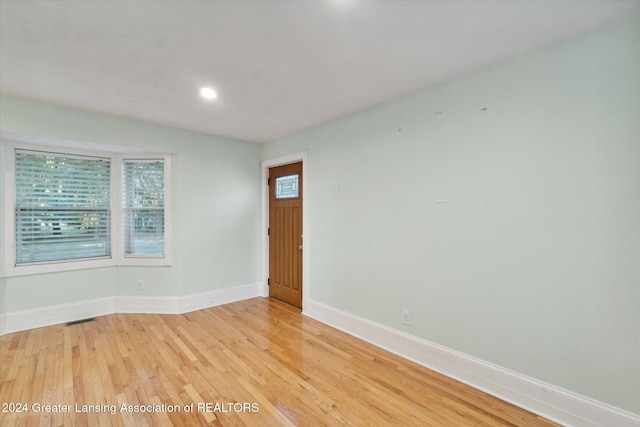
<box><xmin>200</xmin><ymin>87</ymin><xmax>217</xmax><ymax>100</ymax></box>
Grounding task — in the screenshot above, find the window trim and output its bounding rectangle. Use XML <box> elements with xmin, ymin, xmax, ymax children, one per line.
<box><xmin>122</xmin><ymin>158</ymin><xmax>167</xmax><ymax>259</ymax></box>
<box><xmin>115</xmin><ymin>154</ymin><xmax>172</xmax><ymax>267</ymax></box>
<box><xmin>1</xmin><ymin>140</ymin><xmax>172</xmax><ymax>277</ymax></box>
<box><xmin>14</xmin><ymin>148</ymin><xmax>113</xmax><ymax>265</ymax></box>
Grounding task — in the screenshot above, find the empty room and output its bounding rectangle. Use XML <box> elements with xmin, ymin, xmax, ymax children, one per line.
<box><xmin>1</xmin><ymin>1</ymin><xmax>639</xmax><ymax>426</ymax></box>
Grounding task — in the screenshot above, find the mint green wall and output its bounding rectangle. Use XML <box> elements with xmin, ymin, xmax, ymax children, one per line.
<box><xmin>2</xmin><ymin>268</ymin><xmax>117</xmax><ymax>309</ymax></box>
<box><xmin>262</xmin><ymin>17</ymin><xmax>640</xmax><ymax>414</ymax></box>
<box><xmin>0</xmin><ymin>96</ymin><xmax>261</xmax><ymax>310</ymax></box>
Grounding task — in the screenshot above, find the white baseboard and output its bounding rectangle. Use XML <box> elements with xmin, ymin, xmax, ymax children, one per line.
<box><xmin>116</xmin><ymin>295</ymin><xmax>181</xmax><ymax>314</ymax></box>
<box><xmin>0</xmin><ymin>282</ymin><xmax>262</xmax><ymax>335</ymax></box>
<box><xmin>1</xmin><ymin>297</ymin><xmax>116</xmax><ymax>335</ymax></box>
<box><xmin>303</xmin><ymin>299</ymin><xmax>640</xmax><ymax>427</ymax></box>
<box><xmin>180</xmin><ymin>282</ymin><xmax>262</xmax><ymax>313</ymax></box>
<box><xmin>0</xmin><ymin>313</ymin><xmax>7</xmax><ymax>336</ymax></box>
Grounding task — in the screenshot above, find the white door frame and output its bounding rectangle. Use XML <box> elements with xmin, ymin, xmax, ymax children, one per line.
<box><xmin>261</xmin><ymin>151</ymin><xmax>309</xmax><ymax>310</ymax></box>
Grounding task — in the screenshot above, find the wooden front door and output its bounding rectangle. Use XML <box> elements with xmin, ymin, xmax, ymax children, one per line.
<box><xmin>269</xmin><ymin>162</ymin><xmax>303</xmax><ymax>308</ymax></box>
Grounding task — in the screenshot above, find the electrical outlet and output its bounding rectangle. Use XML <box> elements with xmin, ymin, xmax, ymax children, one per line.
<box><xmin>136</xmin><ymin>280</ymin><xmax>144</xmax><ymax>290</ymax></box>
<box><xmin>402</xmin><ymin>310</ymin><xmax>412</xmax><ymax>326</ymax></box>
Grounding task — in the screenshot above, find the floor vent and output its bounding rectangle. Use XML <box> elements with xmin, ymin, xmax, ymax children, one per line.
<box><xmin>66</xmin><ymin>317</ymin><xmax>96</xmax><ymax>326</ymax></box>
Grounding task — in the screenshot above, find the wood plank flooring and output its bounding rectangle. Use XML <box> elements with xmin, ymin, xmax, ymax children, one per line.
<box><xmin>0</xmin><ymin>297</ymin><xmax>558</xmax><ymax>426</ymax></box>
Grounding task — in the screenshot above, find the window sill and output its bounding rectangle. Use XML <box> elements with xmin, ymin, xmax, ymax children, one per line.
<box><xmin>4</xmin><ymin>257</ymin><xmax>172</xmax><ymax>277</ymax></box>
<box><xmin>6</xmin><ymin>258</ymin><xmax>116</xmax><ymax>277</ymax></box>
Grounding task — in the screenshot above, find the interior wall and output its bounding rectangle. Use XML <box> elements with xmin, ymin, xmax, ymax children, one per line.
<box><xmin>0</xmin><ymin>96</ymin><xmax>262</xmax><ymax>312</ymax></box>
<box><xmin>261</xmin><ymin>17</ymin><xmax>640</xmax><ymax>414</ymax></box>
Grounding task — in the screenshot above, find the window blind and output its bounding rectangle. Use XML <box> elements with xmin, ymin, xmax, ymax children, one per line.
<box><xmin>123</xmin><ymin>160</ymin><xmax>165</xmax><ymax>257</ymax></box>
<box><xmin>14</xmin><ymin>150</ymin><xmax>111</xmax><ymax>264</ymax></box>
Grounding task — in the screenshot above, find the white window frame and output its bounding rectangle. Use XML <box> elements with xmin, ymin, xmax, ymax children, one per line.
<box><xmin>1</xmin><ymin>140</ymin><xmax>172</xmax><ymax>277</ymax></box>
<box><xmin>114</xmin><ymin>154</ymin><xmax>172</xmax><ymax>267</ymax></box>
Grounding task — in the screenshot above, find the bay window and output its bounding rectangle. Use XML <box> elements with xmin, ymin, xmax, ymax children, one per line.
<box><xmin>1</xmin><ymin>140</ymin><xmax>171</xmax><ymax>276</ymax></box>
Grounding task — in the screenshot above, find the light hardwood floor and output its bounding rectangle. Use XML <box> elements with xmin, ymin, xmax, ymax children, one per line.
<box><xmin>1</xmin><ymin>297</ymin><xmax>558</xmax><ymax>426</ymax></box>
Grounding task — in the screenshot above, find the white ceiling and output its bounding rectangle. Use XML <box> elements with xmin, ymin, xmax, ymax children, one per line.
<box><xmin>1</xmin><ymin>0</ymin><xmax>639</xmax><ymax>144</ymax></box>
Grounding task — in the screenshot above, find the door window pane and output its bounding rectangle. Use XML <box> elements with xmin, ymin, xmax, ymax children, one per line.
<box><xmin>275</xmin><ymin>174</ymin><xmax>299</xmax><ymax>199</ymax></box>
